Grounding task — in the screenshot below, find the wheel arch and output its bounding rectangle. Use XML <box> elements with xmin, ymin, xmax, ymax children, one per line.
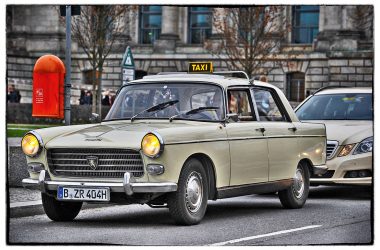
<box><xmin>299</xmin><ymin>158</ymin><xmax>314</xmax><ymax>175</ymax></box>
<box><xmin>185</xmin><ymin>153</ymin><xmax>217</xmax><ymax>200</ymax></box>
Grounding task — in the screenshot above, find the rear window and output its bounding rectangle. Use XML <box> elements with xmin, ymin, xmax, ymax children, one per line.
<box><xmin>296</xmin><ymin>93</ymin><xmax>373</xmax><ymax>120</ymax></box>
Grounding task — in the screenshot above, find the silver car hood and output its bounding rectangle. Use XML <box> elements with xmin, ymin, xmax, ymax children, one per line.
<box><xmin>303</xmin><ymin>120</ymin><xmax>373</xmax><ymax>145</ymax></box>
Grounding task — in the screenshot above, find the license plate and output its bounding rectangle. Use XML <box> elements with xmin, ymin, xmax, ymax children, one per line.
<box><xmin>57</xmin><ymin>186</ymin><xmax>110</xmax><ymax>201</ymax></box>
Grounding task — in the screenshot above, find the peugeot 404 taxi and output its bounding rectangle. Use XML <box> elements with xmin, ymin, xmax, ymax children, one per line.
<box><xmin>21</xmin><ymin>63</ymin><xmax>327</xmax><ymax>225</ymax></box>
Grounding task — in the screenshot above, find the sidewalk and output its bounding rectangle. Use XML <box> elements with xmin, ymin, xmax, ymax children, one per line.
<box><xmin>8</xmin><ymin>187</ymin><xmax>44</xmax><ymax>218</ymax></box>
<box><xmin>9</xmin><ymin>187</ymin><xmax>42</xmax><ymax>208</ymax></box>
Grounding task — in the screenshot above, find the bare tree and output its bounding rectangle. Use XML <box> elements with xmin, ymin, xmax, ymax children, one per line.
<box><xmin>65</xmin><ymin>5</ymin><xmax>134</xmax><ymax>116</ymax></box>
<box><xmin>205</xmin><ymin>7</ymin><xmax>289</xmax><ymax>79</ymax></box>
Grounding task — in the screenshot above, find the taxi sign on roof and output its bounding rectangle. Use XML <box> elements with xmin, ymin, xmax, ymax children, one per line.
<box><xmin>188</xmin><ymin>62</ymin><xmax>213</xmax><ymax>74</ymax></box>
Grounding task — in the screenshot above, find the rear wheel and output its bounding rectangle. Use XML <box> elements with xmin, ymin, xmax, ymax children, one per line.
<box><xmin>167</xmin><ymin>158</ymin><xmax>208</xmax><ymax>225</ymax></box>
<box><xmin>42</xmin><ymin>193</ymin><xmax>82</xmax><ymax>221</ymax></box>
<box><xmin>278</xmin><ymin>162</ymin><xmax>310</xmax><ymax>209</ymax></box>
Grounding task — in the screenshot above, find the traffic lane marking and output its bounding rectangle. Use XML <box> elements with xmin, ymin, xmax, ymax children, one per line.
<box><xmin>210</xmin><ymin>224</ymin><xmax>322</xmax><ymax>246</ymax></box>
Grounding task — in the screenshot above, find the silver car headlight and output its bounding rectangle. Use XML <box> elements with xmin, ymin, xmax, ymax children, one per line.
<box><xmin>353</xmin><ymin>136</ymin><xmax>373</xmax><ymax>155</ymax></box>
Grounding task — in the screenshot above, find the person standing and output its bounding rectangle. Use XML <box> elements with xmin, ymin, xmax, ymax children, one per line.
<box><xmin>84</xmin><ymin>90</ymin><xmax>92</xmax><ymax>105</ymax></box>
<box><xmin>7</xmin><ymin>84</ymin><xmax>21</xmax><ymax>103</ymax></box>
<box><xmin>79</xmin><ymin>89</ymin><xmax>85</xmax><ymax>105</ymax></box>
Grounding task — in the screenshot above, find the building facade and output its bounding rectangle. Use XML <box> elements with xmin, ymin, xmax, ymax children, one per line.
<box><xmin>6</xmin><ymin>5</ymin><xmax>373</xmax><ymax>104</ymax></box>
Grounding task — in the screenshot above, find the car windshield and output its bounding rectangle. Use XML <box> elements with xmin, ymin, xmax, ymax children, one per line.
<box><xmin>105</xmin><ymin>82</ymin><xmax>225</xmax><ymax>121</ymax></box>
<box><xmin>296</xmin><ymin>93</ymin><xmax>373</xmax><ymax>120</ymax></box>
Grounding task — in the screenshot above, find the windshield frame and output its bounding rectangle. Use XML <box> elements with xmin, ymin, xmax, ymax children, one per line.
<box><xmin>103</xmin><ymin>81</ymin><xmax>227</xmax><ymax>123</ymax></box>
<box><xmin>295</xmin><ymin>92</ymin><xmax>373</xmax><ymax>121</ymax></box>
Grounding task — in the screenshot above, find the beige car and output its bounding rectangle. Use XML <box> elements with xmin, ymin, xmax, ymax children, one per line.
<box><xmin>296</xmin><ymin>87</ymin><xmax>373</xmax><ymax>186</ymax></box>
<box><xmin>21</xmin><ymin>72</ymin><xmax>326</xmax><ymax>225</ymax></box>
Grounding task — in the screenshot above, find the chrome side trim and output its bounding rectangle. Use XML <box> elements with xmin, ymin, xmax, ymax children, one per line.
<box><xmin>166</xmin><ymin>135</ymin><xmax>326</xmax><ymax>145</ymax></box>
<box><xmin>22</xmin><ymin>171</ymin><xmax>177</xmax><ymax>194</ymax></box>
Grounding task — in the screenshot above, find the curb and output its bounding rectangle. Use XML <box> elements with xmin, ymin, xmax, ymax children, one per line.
<box><xmin>9</xmin><ymin>200</ymin><xmax>114</xmax><ymax>218</ymax></box>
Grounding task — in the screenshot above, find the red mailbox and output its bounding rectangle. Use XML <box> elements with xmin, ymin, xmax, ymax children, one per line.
<box><xmin>32</xmin><ymin>55</ymin><xmax>65</xmax><ymax>119</ymax></box>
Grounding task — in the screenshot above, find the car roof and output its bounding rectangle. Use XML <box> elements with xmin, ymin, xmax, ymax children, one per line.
<box><xmin>314</xmin><ymin>87</ymin><xmax>372</xmax><ymax>95</ymax></box>
<box><xmin>129</xmin><ymin>73</ymin><xmax>263</xmax><ymax>89</ymax></box>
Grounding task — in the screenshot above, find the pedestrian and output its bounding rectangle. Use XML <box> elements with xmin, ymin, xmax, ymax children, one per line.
<box><xmin>79</xmin><ymin>89</ymin><xmax>85</xmax><ymax>105</ymax></box>
<box><xmin>102</xmin><ymin>91</ymin><xmax>110</xmax><ymax>106</ymax></box>
<box><xmin>7</xmin><ymin>84</ymin><xmax>21</xmax><ymax>103</ymax></box>
<box><xmin>259</xmin><ymin>75</ymin><xmax>268</xmax><ymax>82</ymax></box>
<box><xmin>84</xmin><ymin>90</ymin><xmax>92</xmax><ymax>105</ymax></box>
<box><xmin>110</xmin><ymin>91</ymin><xmax>116</xmax><ymax>106</ymax></box>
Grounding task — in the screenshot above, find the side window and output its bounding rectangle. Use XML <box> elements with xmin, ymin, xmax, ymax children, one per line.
<box><xmin>228</xmin><ymin>90</ymin><xmax>255</xmax><ymax>121</ymax></box>
<box><xmin>253</xmin><ymin>89</ymin><xmax>287</xmax><ymax>122</ymax></box>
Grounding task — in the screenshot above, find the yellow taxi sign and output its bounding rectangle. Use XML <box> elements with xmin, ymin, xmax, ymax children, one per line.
<box><xmin>188</xmin><ymin>62</ymin><xmax>213</xmax><ymax>74</ymax></box>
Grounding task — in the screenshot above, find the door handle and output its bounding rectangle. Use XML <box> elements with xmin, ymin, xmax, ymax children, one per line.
<box><xmin>256</xmin><ymin>128</ymin><xmax>266</xmax><ymax>133</ymax></box>
<box><xmin>288</xmin><ymin>127</ymin><xmax>297</xmax><ymax>132</ymax></box>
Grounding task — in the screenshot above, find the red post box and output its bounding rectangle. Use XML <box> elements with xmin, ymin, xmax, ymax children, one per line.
<box><xmin>32</xmin><ymin>55</ymin><xmax>65</xmax><ymax>119</ymax></box>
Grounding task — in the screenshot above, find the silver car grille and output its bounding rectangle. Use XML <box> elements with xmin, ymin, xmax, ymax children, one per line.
<box><xmin>326</xmin><ymin>141</ymin><xmax>339</xmax><ymax>159</ymax></box>
<box><xmin>47</xmin><ymin>148</ymin><xmax>144</xmax><ymax>178</ymax></box>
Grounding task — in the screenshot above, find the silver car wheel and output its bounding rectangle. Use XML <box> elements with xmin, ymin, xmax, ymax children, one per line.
<box><xmin>185</xmin><ymin>171</ymin><xmax>203</xmax><ymax>213</ymax></box>
<box><xmin>292</xmin><ymin>168</ymin><xmax>305</xmax><ymax>199</ymax></box>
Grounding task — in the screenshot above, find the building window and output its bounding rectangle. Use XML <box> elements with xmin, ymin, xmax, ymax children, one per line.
<box><xmin>238</xmin><ymin>7</ymin><xmax>264</xmax><ymax>43</ymax></box>
<box><xmin>286</xmin><ymin>72</ymin><xmax>305</xmax><ymax>102</ymax></box>
<box><xmin>238</xmin><ymin>7</ymin><xmax>251</xmax><ymax>43</ymax></box>
<box><xmin>189</xmin><ymin>7</ymin><xmax>212</xmax><ymax>44</ymax></box>
<box><xmin>292</xmin><ymin>6</ymin><xmax>319</xmax><ymax>44</ymax></box>
<box><xmin>140</xmin><ymin>6</ymin><xmax>162</xmax><ymax>44</ymax></box>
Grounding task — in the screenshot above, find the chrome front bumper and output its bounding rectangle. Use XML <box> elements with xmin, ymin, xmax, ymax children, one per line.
<box><xmin>22</xmin><ymin>170</ymin><xmax>177</xmax><ymax>195</ymax></box>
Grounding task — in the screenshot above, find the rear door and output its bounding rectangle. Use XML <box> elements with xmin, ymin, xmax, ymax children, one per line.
<box><xmin>251</xmin><ymin>87</ymin><xmax>299</xmax><ymax>181</ymax></box>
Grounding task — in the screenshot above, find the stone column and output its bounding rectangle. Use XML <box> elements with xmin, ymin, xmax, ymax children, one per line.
<box><xmin>154</xmin><ymin>6</ymin><xmax>180</xmax><ymax>53</ymax></box>
<box><xmin>314</xmin><ymin>6</ymin><xmax>362</xmax><ymax>52</ymax></box>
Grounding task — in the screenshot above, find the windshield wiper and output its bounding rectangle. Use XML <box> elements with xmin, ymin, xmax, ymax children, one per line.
<box><xmin>169</xmin><ymin>106</ymin><xmax>219</xmax><ymax>122</ymax></box>
<box><xmin>131</xmin><ymin>100</ymin><xmax>179</xmax><ymax>122</ymax></box>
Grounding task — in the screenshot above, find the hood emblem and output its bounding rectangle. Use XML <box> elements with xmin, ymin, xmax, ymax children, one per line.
<box><xmin>86</xmin><ymin>156</ymin><xmax>99</xmax><ymax>170</ymax></box>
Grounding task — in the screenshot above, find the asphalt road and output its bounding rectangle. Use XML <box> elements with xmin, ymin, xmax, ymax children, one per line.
<box><xmin>8</xmin><ymin>185</ymin><xmax>372</xmax><ymax>245</ymax></box>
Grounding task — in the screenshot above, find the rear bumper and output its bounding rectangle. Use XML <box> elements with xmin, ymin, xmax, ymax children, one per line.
<box><xmin>22</xmin><ymin>170</ymin><xmax>177</xmax><ymax>195</ymax></box>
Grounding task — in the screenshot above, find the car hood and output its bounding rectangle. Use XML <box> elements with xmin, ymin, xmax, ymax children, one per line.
<box><xmin>43</xmin><ymin>120</ymin><xmax>226</xmax><ymax>149</ymax></box>
<box><xmin>302</xmin><ymin>120</ymin><xmax>373</xmax><ymax>145</ymax></box>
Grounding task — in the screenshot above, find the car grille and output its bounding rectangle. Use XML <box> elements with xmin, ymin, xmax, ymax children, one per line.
<box><xmin>311</xmin><ymin>170</ymin><xmax>335</xmax><ymax>179</ymax></box>
<box><xmin>326</xmin><ymin>141</ymin><xmax>339</xmax><ymax>159</ymax></box>
<box><xmin>47</xmin><ymin>148</ymin><xmax>144</xmax><ymax>178</ymax></box>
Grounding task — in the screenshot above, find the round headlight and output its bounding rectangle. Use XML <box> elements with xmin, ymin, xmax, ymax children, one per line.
<box><xmin>21</xmin><ymin>133</ymin><xmax>41</xmax><ymax>157</ymax></box>
<box><xmin>141</xmin><ymin>133</ymin><xmax>163</xmax><ymax>158</ymax></box>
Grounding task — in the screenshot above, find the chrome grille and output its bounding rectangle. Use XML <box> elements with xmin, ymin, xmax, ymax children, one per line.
<box><xmin>48</xmin><ymin>148</ymin><xmax>144</xmax><ymax>178</ymax></box>
<box><xmin>326</xmin><ymin>141</ymin><xmax>339</xmax><ymax>159</ymax></box>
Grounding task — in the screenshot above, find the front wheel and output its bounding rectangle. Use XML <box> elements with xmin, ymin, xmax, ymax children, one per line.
<box><xmin>42</xmin><ymin>193</ymin><xmax>82</xmax><ymax>221</ymax></box>
<box><xmin>167</xmin><ymin>158</ymin><xmax>208</xmax><ymax>225</ymax></box>
<box><xmin>278</xmin><ymin>162</ymin><xmax>310</xmax><ymax>209</ymax></box>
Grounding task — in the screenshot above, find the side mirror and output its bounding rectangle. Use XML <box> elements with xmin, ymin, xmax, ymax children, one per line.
<box><xmin>89</xmin><ymin>113</ymin><xmax>100</xmax><ymax>123</ymax></box>
<box><xmin>226</xmin><ymin>113</ymin><xmax>239</xmax><ymax>122</ymax></box>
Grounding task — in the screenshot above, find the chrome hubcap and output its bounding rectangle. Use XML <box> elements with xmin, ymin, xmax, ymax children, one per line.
<box><xmin>292</xmin><ymin>168</ymin><xmax>305</xmax><ymax>199</ymax></box>
<box><xmin>185</xmin><ymin>172</ymin><xmax>203</xmax><ymax>213</ymax></box>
